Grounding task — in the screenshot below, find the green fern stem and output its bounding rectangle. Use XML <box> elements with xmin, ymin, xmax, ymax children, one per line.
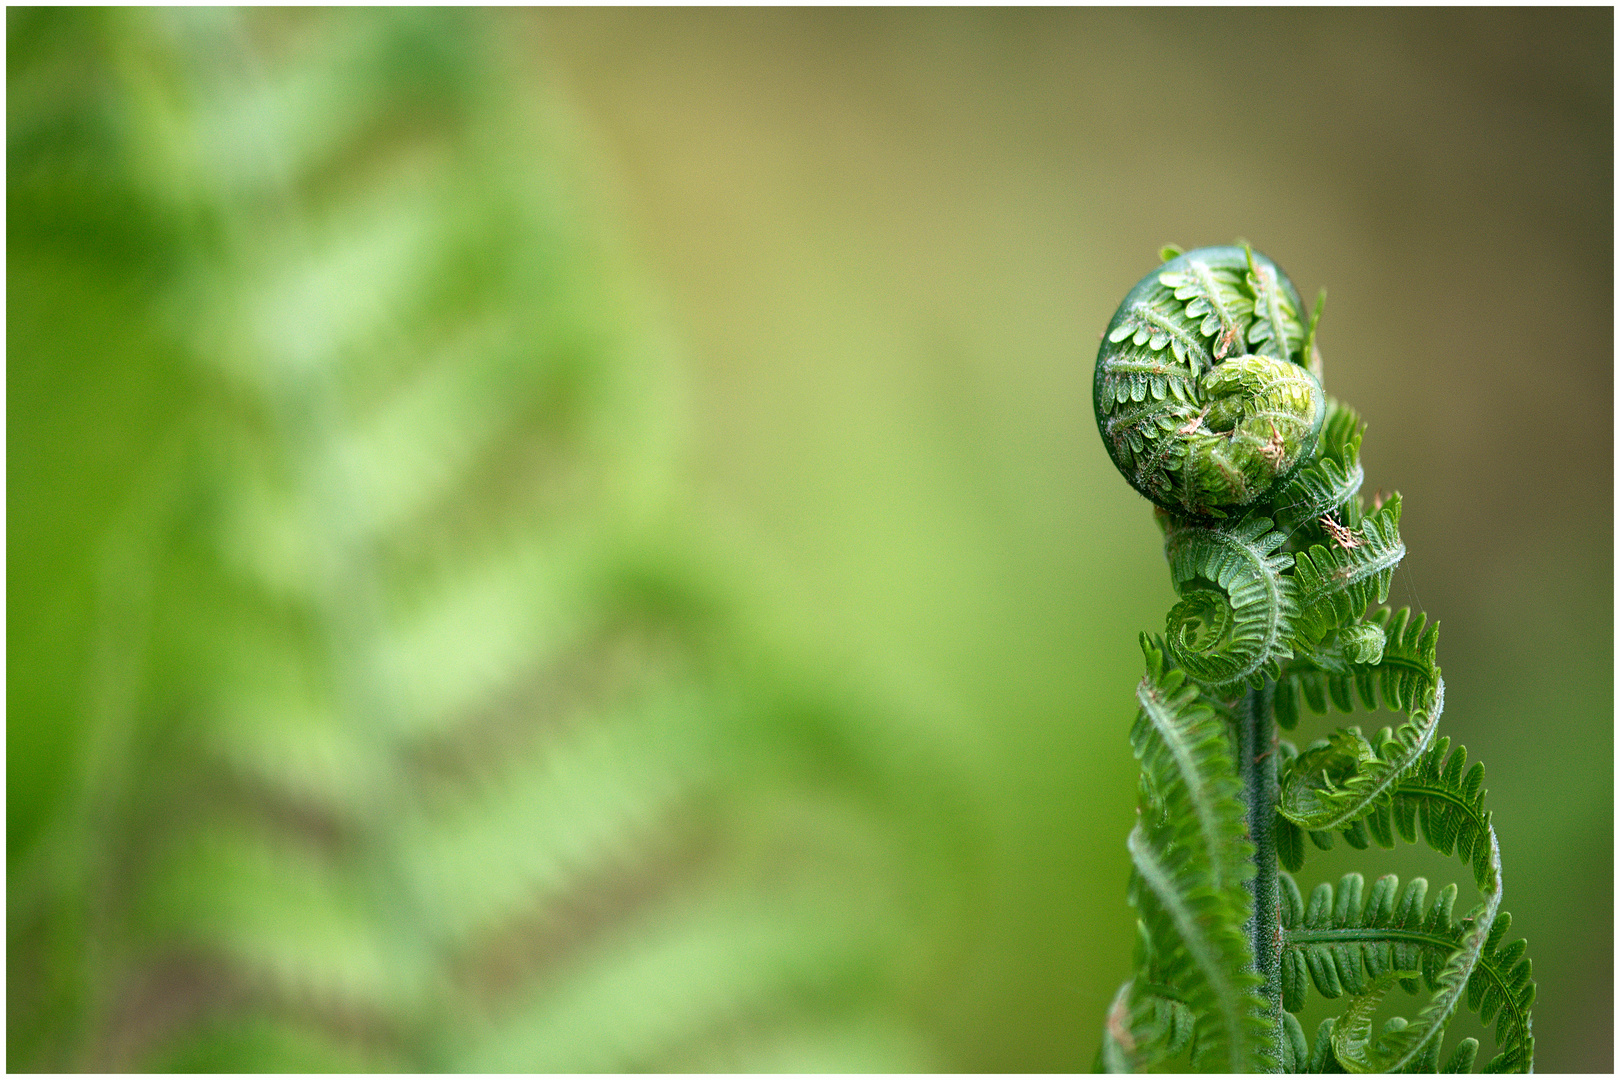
<box><xmin>1237</xmin><ymin>682</ymin><xmax>1283</xmax><ymax>1071</ymax></box>
<box><xmin>1094</xmin><ymin>245</ymin><xmax>1533</xmax><ymax>1073</ymax></box>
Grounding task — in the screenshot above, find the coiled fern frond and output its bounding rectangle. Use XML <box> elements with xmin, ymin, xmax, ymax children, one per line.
<box><xmin>1162</xmin><ymin>515</ymin><xmax>1299</xmax><ymax>693</ymax></box>
<box><xmin>1269</xmin><ymin>398</ymin><xmax>1365</xmax><ymax>538</ymax></box>
<box><xmin>1092</xmin><ymin>245</ymin><xmax>1534</xmax><ymax>1072</ymax></box>
<box><xmin>1095</xmin><ymin>245</ymin><xmax>1324</xmax><ymax>518</ymax></box>
<box><xmin>1280</xmin><ymin>871</ymin><xmax>1534</xmax><ymax>1073</ymax></box>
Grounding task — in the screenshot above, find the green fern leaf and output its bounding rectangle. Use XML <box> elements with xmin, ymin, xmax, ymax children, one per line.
<box><xmin>1279</xmin><ymin>1008</ymin><xmax>1310</xmax><ymax>1072</ymax></box>
<box><xmin>1445</xmin><ymin>1037</ymin><xmax>1481</xmax><ymax>1073</ymax></box>
<box><xmin>1277</xmin><ymin>698</ymin><xmax>1442</xmax><ymax>835</ymax></box>
<box><xmin>1268</xmin><ymin>398</ymin><xmax>1365</xmax><ymax>538</ymax></box>
<box><xmin>1470</xmin><ymin>913</ymin><xmax>1536</xmax><ymax>1072</ymax></box>
<box><xmin>1272</xmin><ymin>455</ymin><xmax>1367</xmax><ymax>543</ymax></box>
<box><xmin>1275</xmin><ymin>606</ymin><xmax>1439</xmax><ymax>732</ymax></box>
<box><xmin>1325</xmin><ymin>834</ymin><xmax>1511</xmax><ymax>1072</ymax></box>
<box><xmin>1162</xmin><ymin>516</ymin><xmax>1298</xmax><ymax>691</ymax></box>
<box><xmin>1096</xmin><ymin>977</ymin><xmax>1195</xmax><ymax>1073</ymax></box>
<box><xmin>1306</xmin><ymin>1014</ymin><xmax>1340</xmax><ymax>1072</ymax></box>
<box><xmin>1245</xmin><ymin>252</ymin><xmax>1307</xmax><ymax>362</ymax></box>
<box><xmin>1097</xmin><ymin>919</ymin><xmax>1199</xmax><ymax>1072</ymax></box>
<box><xmin>1300</xmin><ymin>290</ymin><xmax>1326</xmax><ymax>378</ymax></box>
<box><xmin>1107</xmin><ymin>294</ymin><xmax>1215</xmax><ymax>370</ymax></box>
<box><xmin>1373</xmin><ymin>738</ymin><xmax>1498</xmax><ymax>891</ymax></box>
<box><xmin>1279</xmin><ymin>869</ymin><xmax>1533</xmax><ymax>1072</ymax></box>
<box><xmin>8</xmin><ymin>10</ymin><xmax>956</xmax><ymax>1072</ymax></box>
<box><xmin>1290</xmin><ymin>497</ymin><xmax>1406</xmax><ymax>650</ymax></box>
<box><xmin>396</xmin><ymin>688</ymin><xmax>712</xmax><ymax>951</ymax></box>
<box><xmin>1280</xmin><ymin>817</ymin><xmax>1525</xmax><ymax>1071</ymax></box>
<box><xmin>1314</xmin><ymin>398</ymin><xmax>1365</xmax><ymax>474</ymax></box>
<box><xmin>1110</xmin><ymin>637</ymin><xmax>1271</xmax><ymax>1072</ymax></box>
<box><xmin>458</xmin><ymin>887</ymin><xmax>893</xmax><ymax>1071</ymax></box>
<box><xmin>1157</xmin><ymin>259</ymin><xmax>1254</xmax><ymax>361</ymax></box>
<box><xmin>1094</xmin><ymin>354</ymin><xmax>1205</xmax><ymax>505</ymax></box>
<box><xmin>1096</xmin><ymin>349</ymin><xmax>1203</xmax><ymax>416</ymax></box>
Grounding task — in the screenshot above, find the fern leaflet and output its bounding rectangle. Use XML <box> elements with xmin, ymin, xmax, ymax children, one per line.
<box><xmin>1158</xmin><ymin>259</ymin><xmax>1253</xmax><ymax>360</ymax></box>
<box><xmin>1271</xmin><ymin>398</ymin><xmax>1366</xmax><ymax>538</ymax></box>
<box><xmin>1108</xmin><ymin>298</ymin><xmax>1214</xmax><ymax>370</ymax></box>
<box><xmin>1245</xmin><ymin>252</ymin><xmax>1306</xmax><ymax>361</ymax></box>
<box><xmin>1111</xmin><ymin>636</ymin><xmax>1270</xmax><ymax>1072</ymax></box>
<box><xmin>1275</xmin><ymin>606</ymin><xmax>1440</xmax><ymax>733</ymax></box>
<box><xmin>1162</xmin><ymin>516</ymin><xmax>1297</xmax><ymax>691</ymax></box>
<box><xmin>1290</xmin><ymin>497</ymin><xmax>1406</xmax><ymax>650</ymax></box>
<box><xmin>1327</xmin><ymin>824</ymin><xmax>1501</xmax><ymax>1073</ymax></box>
<box><xmin>1279</xmin><ymin>872</ymin><xmax>1533</xmax><ymax>1073</ymax></box>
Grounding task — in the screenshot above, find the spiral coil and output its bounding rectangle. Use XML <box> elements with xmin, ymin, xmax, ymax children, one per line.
<box><xmin>1095</xmin><ymin>245</ymin><xmax>1532</xmax><ymax>1073</ymax></box>
<box><xmin>1094</xmin><ymin>245</ymin><xmax>1325</xmax><ymax>519</ymax></box>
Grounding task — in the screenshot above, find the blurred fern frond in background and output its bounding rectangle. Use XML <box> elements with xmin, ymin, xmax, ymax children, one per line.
<box><xmin>8</xmin><ymin>9</ymin><xmax>971</xmax><ymax>1070</ymax></box>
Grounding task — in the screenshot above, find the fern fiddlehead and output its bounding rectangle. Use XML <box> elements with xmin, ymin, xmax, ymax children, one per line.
<box><xmin>1093</xmin><ymin>246</ymin><xmax>1533</xmax><ymax>1072</ymax></box>
<box><xmin>1095</xmin><ymin>246</ymin><xmax>1325</xmax><ymax>519</ymax></box>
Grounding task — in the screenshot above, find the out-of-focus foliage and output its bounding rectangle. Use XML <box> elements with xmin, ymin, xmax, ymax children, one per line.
<box><xmin>8</xmin><ymin>9</ymin><xmax>970</xmax><ymax>1070</ymax></box>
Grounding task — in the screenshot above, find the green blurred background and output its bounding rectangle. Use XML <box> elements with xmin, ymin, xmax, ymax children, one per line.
<box><xmin>9</xmin><ymin>8</ymin><xmax>1610</xmax><ymax>1072</ymax></box>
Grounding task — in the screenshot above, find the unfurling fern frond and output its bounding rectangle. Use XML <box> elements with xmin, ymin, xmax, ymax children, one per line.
<box><xmin>1162</xmin><ymin>516</ymin><xmax>1297</xmax><ymax>691</ymax></box>
<box><xmin>1244</xmin><ymin>250</ymin><xmax>1308</xmax><ymax>362</ymax></box>
<box><xmin>1096</xmin><ymin>921</ymin><xmax>1196</xmax><ymax>1073</ymax></box>
<box><xmin>1275</xmin><ymin>605</ymin><xmax>1440</xmax><ymax>731</ymax></box>
<box><xmin>1097</xmin><ymin>978</ymin><xmax>1194</xmax><ymax>1074</ymax></box>
<box><xmin>1106</xmin><ymin>295</ymin><xmax>1215</xmax><ymax>369</ymax></box>
<box><xmin>1271</xmin><ymin>399</ymin><xmax>1365</xmax><ymax>538</ymax></box>
<box><xmin>1114</xmin><ymin>636</ymin><xmax>1269</xmax><ymax>1072</ymax></box>
<box><xmin>1276</xmin><ymin>706</ymin><xmax>1441</xmax><ymax>837</ymax></box>
<box><xmin>1276</xmin><ymin>641</ymin><xmax>1443</xmax><ymax>827</ymax></box>
<box><xmin>1314</xmin><ymin>396</ymin><xmax>1365</xmax><ymax>473</ymax></box>
<box><xmin>1274</xmin><ymin>738</ymin><xmax>1530</xmax><ymax>1073</ymax></box>
<box><xmin>1289</xmin><ymin>497</ymin><xmax>1406</xmax><ymax>650</ymax></box>
<box><xmin>1323</xmin><ymin>825</ymin><xmax>1501</xmax><ymax>1074</ymax></box>
<box><xmin>1157</xmin><ymin>258</ymin><xmax>1253</xmax><ymax>360</ymax></box>
<box><xmin>1093</xmin><ymin>245</ymin><xmax>1533</xmax><ymax>1072</ymax></box>
<box><xmin>1281</xmin><ymin>731</ymin><xmax>1494</xmax><ymax>893</ymax></box>
<box><xmin>1278</xmin><ymin>871</ymin><xmax>1534</xmax><ymax>1074</ymax></box>
<box><xmin>1470</xmin><ymin>913</ymin><xmax>1538</xmax><ymax>1072</ymax></box>
<box><xmin>1368</xmin><ymin>738</ymin><xmax>1497</xmax><ymax>891</ymax></box>
<box><xmin>1095</xmin><ymin>246</ymin><xmax>1325</xmax><ymax>518</ymax></box>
